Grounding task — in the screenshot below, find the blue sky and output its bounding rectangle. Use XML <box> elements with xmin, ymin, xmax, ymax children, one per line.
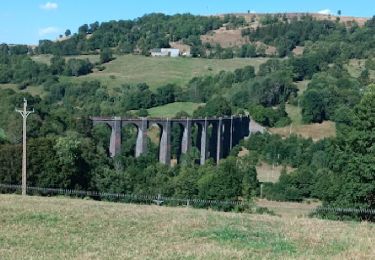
<box><xmin>1</xmin><ymin>0</ymin><xmax>374</xmax><ymax>44</ymax></box>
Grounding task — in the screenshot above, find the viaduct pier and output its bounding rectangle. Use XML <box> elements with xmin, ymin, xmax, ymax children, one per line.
<box><xmin>90</xmin><ymin>116</ymin><xmax>251</xmax><ymax>165</ymax></box>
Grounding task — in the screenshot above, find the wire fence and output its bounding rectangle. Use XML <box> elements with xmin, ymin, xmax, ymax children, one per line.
<box><xmin>1</xmin><ymin>183</ymin><xmax>374</xmax><ymax>218</ymax></box>
<box><xmin>312</xmin><ymin>206</ymin><xmax>375</xmax><ymax>215</ymax></box>
<box><xmin>0</xmin><ymin>183</ymin><xmax>248</xmax><ymax>209</ymax></box>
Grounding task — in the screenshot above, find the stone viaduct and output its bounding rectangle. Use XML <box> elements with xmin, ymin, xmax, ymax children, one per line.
<box><xmin>90</xmin><ymin>116</ymin><xmax>251</xmax><ymax>165</ymax></box>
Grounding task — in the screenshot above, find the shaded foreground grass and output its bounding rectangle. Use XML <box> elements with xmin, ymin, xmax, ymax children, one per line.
<box><xmin>0</xmin><ymin>195</ymin><xmax>374</xmax><ymax>259</ymax></box>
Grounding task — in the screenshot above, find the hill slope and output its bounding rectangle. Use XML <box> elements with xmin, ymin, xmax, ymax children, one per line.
<box><xmin>0</xmin><ymin>195</ymin><xmax>374</xmax><ymax>259</ymax></box>
<box><xmin>59</xmin><ymin>55</ymin><xmax>268</xmax><ymax>90</ymax></box>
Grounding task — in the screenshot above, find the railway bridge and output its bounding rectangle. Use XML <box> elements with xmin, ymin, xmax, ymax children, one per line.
<box><xmin>90</xmin><ymin>116</ymin><xmax>251</xmax><ymax>165</ymax></box>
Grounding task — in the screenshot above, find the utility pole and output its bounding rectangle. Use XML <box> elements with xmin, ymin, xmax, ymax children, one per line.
<box><xmin>16</xmin><ymin>98</ymin><xmax>34</xmax><ymax>196</ymax></box>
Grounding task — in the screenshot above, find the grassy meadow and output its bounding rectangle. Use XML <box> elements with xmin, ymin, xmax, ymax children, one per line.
<box><xmin>146</xmin><ymin>102</ymin><xmax>204</xmax><ymax>117</ymax></box>
<box><xmin>47</xmin><ymin>54</ymin><xmax>268</xmax><ymax>89</ymax></box>
<box><xmin>0</xmin><ymin>83</ymin><xmax>45</xmax><ymax>97</ymax></box>
<box><xmin>0</xmin><ymin>54</ymin><xmax>267</xmax><ymax>98</ymax></box>
<box><xmin>0</xmin><ymin>194</ymin><xmax>374</xmax><ymax>259</ymax></box>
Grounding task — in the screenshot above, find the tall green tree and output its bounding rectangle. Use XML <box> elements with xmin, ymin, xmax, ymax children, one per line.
<box><xmin>100</xmin><ymin>48</ymin><xmax>113</xmax><ymax>64</ymax></box>
<box><xmin>328</xmin><ymin>84</ymin><xmax>375</xmax><ymax>209</ymax></box>
<box><xmin>65</xmin><ymin>29</ymin><xmax>71</xmax><ymax>37</ymax></box>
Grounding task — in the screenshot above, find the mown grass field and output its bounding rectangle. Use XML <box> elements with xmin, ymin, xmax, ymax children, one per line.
<box><xmin>0</xmin><ymin>195</ymin><xmax>374</xmax><ymax>259</ymax></box>
<box><xmin>146</xmin><ymin>102</ymin><xmax>204</xmax><ymax>117</ymax></box>
<box><xmin>52</xmin><ymin>54</ymin><xmax>268</xmax><ymax>89</ymax></box>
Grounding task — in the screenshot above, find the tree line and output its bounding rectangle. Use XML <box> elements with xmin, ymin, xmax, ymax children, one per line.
<box><xmin>36</xmin><ymin>13</ymin><xmax>227</xmax><ymax>56</ymax></box>
<box><xmin>0</xmin><ymin>44</ymin><xmax>114</xmax><ymax>88</ymax></box>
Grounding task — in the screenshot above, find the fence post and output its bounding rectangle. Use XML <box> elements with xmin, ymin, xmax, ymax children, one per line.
<box><xmin>153</xmin><ymin>194</ymin><xmax>163</xmax><ymax>206</ymax></box>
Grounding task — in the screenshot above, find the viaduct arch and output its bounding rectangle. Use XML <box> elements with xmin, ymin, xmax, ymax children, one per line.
<box><xmin>90</xmin><ymin>116</ymin><xmax>251</xmax><ymax>165</ymax></box>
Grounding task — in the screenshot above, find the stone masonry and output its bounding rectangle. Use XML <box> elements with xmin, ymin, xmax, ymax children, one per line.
<box><xmin>91</xmin><ymin>116</ymin><xmax>251</xmax><ymax>165</ymax></box>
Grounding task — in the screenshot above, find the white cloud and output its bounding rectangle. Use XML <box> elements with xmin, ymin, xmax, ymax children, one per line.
<box><xmin>40</xmin><ymin>2</ymin><xmax>58</xmax><ymax>10</ymax></box>
<box><xmin>317</xmin><ymin>9</ymin><xmax>332</xmax><ymax>15</ymax></box>
<box><xmin>38</xmin><ymin>26</ymin><xmax>60</xmax><ymax>36</ymax></box>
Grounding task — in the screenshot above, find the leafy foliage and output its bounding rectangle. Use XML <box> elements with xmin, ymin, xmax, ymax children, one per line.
<box><xmin>36</xmin><ymin>13</ymin><xmax>225</xmax><ymax>56</ymax></box>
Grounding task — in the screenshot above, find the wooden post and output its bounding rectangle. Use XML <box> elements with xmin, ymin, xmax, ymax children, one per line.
<box><xmin>16</xmin><ymin>98</ymin><xmax>34</xmax><ymax>196</ymax></box>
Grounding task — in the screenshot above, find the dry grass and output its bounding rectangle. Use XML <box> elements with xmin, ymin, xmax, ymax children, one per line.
<box><xmin>256</xmin><ymin>161</ymin><xmax>295</xmax><ymax>183</ymax></box>
<box><xmin>169</xmin><ymin>41</ymin><xmax>191</xmax><ymax>53</ymax></box>
<box><xmin>292</xmin><ymin>46</ymin><xmax>304</xmax><ymax>56</ymax></box>
<box><xmin>270</xmin><ymin>81</ymin><xmax>336</xmax><ymax>141</ymax></box>
<box><xmin>201</xmin><ymin>27</ymin><xmax>250</xmax><ymax>48</ymax></box>
<box><xmin>256</xmin><ymin>199</ymin><xmax>320</xmax><ymax>218</ymax></box>
<box><xmin>229</xmin><ymin>13</ymin><xmax>369</xmax><ymax>27</ymax></box>
<box><xmin>269</xmin><ymin>121</ymin><xmax>336</xmax><ymax>141</ymax></box>
<box><xmin>267</xmin><ymin>80</ymin><xmax>339</xmax><ymax>142</ymax></box>
<box><xmin>345</xmin><ymin>59</ymin><xmax>375</xmax><ymax>79</ymax></box>
<box><xmin>238</xmin><ymin>149</ymin><xmax>292</xmax><ymax>183</ymax></box>
<box><xmin>0</xmin><ymin>194</ymin><xmax>374</xmax><ymax>259</ymax></box>
<box><xmin>309</xmin><ymin>13</ymin><xmax>369</xmax><ymax>26</ymax></box>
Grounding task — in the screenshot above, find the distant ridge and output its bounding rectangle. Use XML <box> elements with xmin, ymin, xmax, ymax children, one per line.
<box><xmin>213</xmin><ymin>12</ymin><xmax>369</xmax><ymax>26</ymax></box>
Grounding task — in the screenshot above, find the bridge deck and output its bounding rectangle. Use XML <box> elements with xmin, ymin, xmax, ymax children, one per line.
<box><xmin>90</xmin><ymin>115</ymin><xmax>246</xmax><ymax>122</ymax></box>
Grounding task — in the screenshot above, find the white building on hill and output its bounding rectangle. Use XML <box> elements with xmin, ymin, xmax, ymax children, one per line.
<box><xmin>150</xmin><ymin>48</ymin><xmax>180</xmax><ymax>57</ymax></box>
